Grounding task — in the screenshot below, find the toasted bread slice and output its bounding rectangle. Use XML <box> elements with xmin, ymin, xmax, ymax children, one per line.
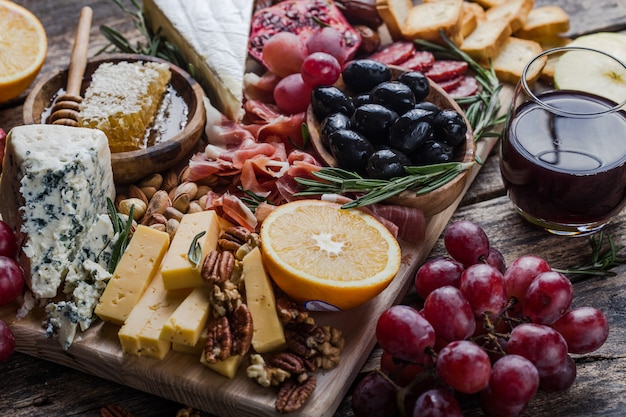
<box><xmin>376</xmin><ymin>0</ymin><xmax>412</xmax><ymax>40</ymax></box>
<box><xmin>460</xmin><ymin>2</ymin><xmax>479</xmax><ymax>38</ymax></box>
<box><xmin>401</xmin><ymin>0</ymin><xmax>465</xmax><ymax>45</ymax></box>
<box><xmin>464</xmin><ymin>1</ymin><xmax>486</xmax><ymax>23</ymax></box>
<box><xmin>537</xmin><ymin>35</ymin><xmax>572</xmax><ymax>80</ymax></box>
<box><xmin>485</xmin><ymin>0</ymin><xmax>535</xmax><ymax>33</ymax></box>
<box><xmin>488</xmin><ymin>36</ymin><xmax>543</xmax><ymax>84</ymax></box>
<box><xmin>472</xmin><ymin>0</ymin><xmax>506</xmax><ymax>8</ymax></box>
<box><xmin>515</xmin><ymin>6</ymin><xmax>570</xmax><ymax>40</ymax></box>
<box><xmin>461</xmin><ymin>19</ymin><xmax>512</xmax><ymax>61</ymax></box>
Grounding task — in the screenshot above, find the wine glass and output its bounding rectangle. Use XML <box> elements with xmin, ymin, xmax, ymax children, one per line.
<box><xmin>500</xmin><ymin>46</ymin><xmax>626</xmax><ymax>236</ymax></box>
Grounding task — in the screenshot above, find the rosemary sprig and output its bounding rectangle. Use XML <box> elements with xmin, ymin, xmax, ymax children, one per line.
<box><xmin>295</xmin><ymin>162</ymin><xmax>473</xmax><ymax>208</ymax></box>
<box><xmin>555</xmin><ymin>231</ymin><xmax>626</xmax><ymax>281</ymax></box>
<box><xmin>187</xmin><ymin>231</ymin><xmax>206</xmax><ymax>269</ymax></box>
<box><xmin>413</xmin><ymin>31</ymin><xmax>506</xmax><ymax>143</ymax></box>
<box><xmin>106</xmin><ymin>197</ymin><xmax>134</xmax><ymax>273</ymax></box>
<box><xmin>98</xmin><ymin>0</ymin><xmax>192</xmax><ymax>75</ymax></box>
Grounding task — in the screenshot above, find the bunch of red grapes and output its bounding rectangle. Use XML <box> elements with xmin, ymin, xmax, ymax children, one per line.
<box><xmin>0</xmin><ymin>219</ymin><xmax>24</xmax><ymax>363</ymax></box>
<box><xmin>352</xmin><ymin>220</ymin><xmax>609</xmax><ymax>417</ymax></box>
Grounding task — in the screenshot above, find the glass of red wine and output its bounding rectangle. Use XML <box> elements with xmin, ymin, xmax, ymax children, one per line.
<box><xmin>500</xmin><ymin>46</ymin><xmax>626</xmax><ymax>236</ymax></box>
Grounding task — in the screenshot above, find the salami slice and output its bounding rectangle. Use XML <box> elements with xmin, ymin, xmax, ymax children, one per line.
<box><xmin>448</xmin><ymin>75</ymin><xmax>480</xmax><ymax>98</ymax></box>
<box><xmin>437</xmin><ymin>74</ymin><xmax>464</xmax><ymax>92</ymax></box>
<box><xmin>399</xmin><ymin>50</ymin><xmax>435</xmax><ymax>72</ymax></box>
<box><xmin>425</xmin><ymin>60</ymin><xmax>469</xmax><ymax>82</ymax></box>
<box><xmin>369</xmin><ymin>41</ymin><xmax>416</xmax><ymax>65</ymax></box>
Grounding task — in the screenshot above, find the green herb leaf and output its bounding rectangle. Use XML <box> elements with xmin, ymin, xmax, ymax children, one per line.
<box><xmin>188</xmin><ymin>231</ymin><xmax>206</xmax><ymax>269</ymax></box>
<box><xmin>106</xmin><ymin>197</ymin><xmax>134</xmax><ymax>273</ymax></box>
<box><xmin>555</xmin><ymin>231</ymin><xmax>626</xmax><ymax>281</ymax></box>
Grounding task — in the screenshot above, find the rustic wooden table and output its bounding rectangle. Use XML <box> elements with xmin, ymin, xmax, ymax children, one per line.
<box><xmin>1</xmin><ymin>0</ymin><xmax>625</xmax><ymax>416</ymax></box>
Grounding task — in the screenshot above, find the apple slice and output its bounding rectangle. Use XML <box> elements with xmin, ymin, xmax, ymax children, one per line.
<box><xmin>553</xmin><ymin>32</ymin><xmax>626</xmax><ymax>106</ymax></box>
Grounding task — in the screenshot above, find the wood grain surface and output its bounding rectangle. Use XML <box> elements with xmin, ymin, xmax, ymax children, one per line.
<box><xmin>1</xmin><ymin>1</ymin><xmax>626</xmax><ymax>416</ymax></box>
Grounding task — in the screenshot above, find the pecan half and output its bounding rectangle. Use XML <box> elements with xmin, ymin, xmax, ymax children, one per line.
<box><xmin>203</xmin><ymin>316</ymin><xmax>232</xmax><ymax>363</ymax></box>
<box><xmin>285</xmin><ymin>322</ymin><xmax>326</xmax><ymax>359</ymax></box>
<box><xmin>202</xmin><ymin>250</ymin><xmax>235</xmax><ymax>286</ymax></box>
<box><xmin>275</xmin><ymin>375</ymin><xmax>317</xmax><ymax>414</ymax></box>
<box><xmin>231</xmin><ymin>303</ymin><xmax>253</xmax><ymax>357</ymax></box>
<box><xmin>268</xmin><ymin>352</ymin><xmax>314</xmax><ymax>375</ymax></box>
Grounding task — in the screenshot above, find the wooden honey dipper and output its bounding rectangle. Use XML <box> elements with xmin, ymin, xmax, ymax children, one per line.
<box><xmin>48</xmin><ymin>6</ymin><xmax>92</xmax><ymax>126</ymax></box>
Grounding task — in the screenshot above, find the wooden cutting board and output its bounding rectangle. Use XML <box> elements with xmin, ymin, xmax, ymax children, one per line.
<box><xmin>0</xmin><ymin>133</ymin><xmax>500</xmax><ymax>417</ymax></box>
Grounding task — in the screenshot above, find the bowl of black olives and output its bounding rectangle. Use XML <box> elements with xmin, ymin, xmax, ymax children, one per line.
<box><xmin>307</xmin><ymin>59</ymin><xmax>475</xmax><ymax>217</ymax></box>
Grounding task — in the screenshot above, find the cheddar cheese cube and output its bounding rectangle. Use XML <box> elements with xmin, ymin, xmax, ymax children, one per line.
<box><xmin>161</xmin><ymin>210</ymin><xmax>220</xmax><ymax>290</ymax></box>
<box><xmin>160</xmin><ymin>286</ymin><xmax>211</xmax><ymax>346</ymax></box>
<box><xmin>95</xmin><ymin>225</ymin><xmax>170</xmax><ymax>325</ymax></box>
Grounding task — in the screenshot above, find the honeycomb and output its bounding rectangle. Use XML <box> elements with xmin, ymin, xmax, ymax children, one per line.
<box><xmin>78</xmin><ymin>61</ymin><xmax>171</xmax><ymax>152</ymax></box>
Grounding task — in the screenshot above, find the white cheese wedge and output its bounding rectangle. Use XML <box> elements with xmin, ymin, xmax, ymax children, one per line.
<box><xmin>0</xmin><ymin>125</ymin><xmax>116</xmax><ymax>349</ymax></box>
<box><xmin>143</xmin><ymin>0</ymin><xmax>254</xmax><ymax>121</ymax></box>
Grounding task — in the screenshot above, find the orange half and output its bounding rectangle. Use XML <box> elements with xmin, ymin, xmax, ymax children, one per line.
<box><xmin>260</xmin><ymin>199</ymin><xmax>402</xmax><ymax>311</ymax></box>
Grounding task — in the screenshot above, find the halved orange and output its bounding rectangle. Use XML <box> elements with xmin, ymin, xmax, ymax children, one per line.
<box><xmin>259</xmin><ymin>199</ymin><xmax>402</xmax><ymax>311</ymax></box>
<box><xmin>0</xmin><ymin>0</ymin><xmax>47</xmax><ymax>103</ymax></box>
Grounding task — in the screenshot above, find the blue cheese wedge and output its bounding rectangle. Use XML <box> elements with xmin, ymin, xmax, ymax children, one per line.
<box><xmin>142</xmin><ymin>0</ymin><xmax>254</xmax><ymax>121</ymax></box>
<box><xmin>0</xmin><ymin>125</ymin><xmax>116</xmax><ymax>348</ymax></box>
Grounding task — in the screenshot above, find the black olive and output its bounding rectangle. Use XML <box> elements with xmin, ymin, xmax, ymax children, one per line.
<box><xmin>414</xmin><ymin>101</ymin><xmax>441</xmax><ymax>117</ymax></box>
<box><xmin>311</xmin><ymin>86</ymin><xmax>355</xmax><ymax>120</ymax></box>
<box><xmin>389</xmin><ymin>109</ymin><xmax>435</xmax><ymax>154</ymax></box>
<box><xmin>370</xmin><ymin>81</ymin><xmax>416</xmax><ymax>115</ymax></box>
<box><xmin>434</xmin><ymin>109</ymin><xmax>468</xmax><ymax>147</ymax></box>
<box><xmin>320</xmin><ymin>112</ymin><xmax>352</xmax><ymax>147</ymax></box>
<box><xmin>342</xmin><ymin>59</ymin><xmax>392</xmax><ymax>94</ymax></box>
<box><xmin>353</xmin><ymin>93</ymin><xmax>371</xmax><ymax>107</ymax></box>
<box><xmin>398</xmin><ymin>71</ymin><xmax>430</xmax><ymax>101</ymax></box>
<box><xmin>366</xmin><ymin>148</ymin><xmax>412</xmax><ymax>180</ymax></box>
<box><xmin>411</xmin><ymin>140</ymin><xmax>454</xmax><ymax>165</ymax></box>
<box><xmin>328</xmin><ymin>129</ymin><xmax>375</xmax><ymax>174</ymax></box>
<box><xmin>351</xmin><ymin>104</ymin><xmax>398</xmax><ymax>146</ymax></box>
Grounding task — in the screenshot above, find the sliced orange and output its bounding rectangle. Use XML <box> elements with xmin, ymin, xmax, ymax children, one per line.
<box><xmin>0</xmin><ymin>0</ymin><xmax>47</xmax><ymax>103</ymax></box>
<box><xmin>259</xmin><ymin>199</ymin><xmax>402</xmax><ymax>311</ymax></box>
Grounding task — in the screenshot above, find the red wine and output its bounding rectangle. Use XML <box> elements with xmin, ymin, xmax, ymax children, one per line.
<box><xmin>501</xmin><ymin>90</ymin><xmax>626</xmax><ymax>229</ymax></box>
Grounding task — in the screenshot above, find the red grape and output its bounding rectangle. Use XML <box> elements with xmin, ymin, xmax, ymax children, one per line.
<box><xmin>376</xmin><ymin>305</ymin><xmax>436</xmax><ymax>363</ymax></box>
<box><xmin>459</xmin><ymin>263</ymin><xmax>508</xmax><ymax>318</ymax></box>
<box><xmin>301</xmin><ymin>52</ymin><xmax>341</xmax><ymax>87</ymax></box>
<box><xmin>551</xmin><ymin>307</ymin><xmax>609</xmax><ymax>354</ymax></box>
<box><xmin>305</xmin><ymin>26</ymin><xmax>349</xmax><ymax>64</ymax></box>
<box><xmin>413</xmin><ymin>388</ymin><xmax>462</xmax><ymax>417</ymax></box>
<box><xmin>479</xmin><ymin>385</ymin><xmax>527</xmax><ymax>417</ymax></box>
<box><xmin>488</xmin><ymin>354</ymin><xmax>539</xmax><ymax>405</ymax></box>
<box><xmin>486</xmin><ymin>247</ymin><xmax>506</xmax><ymax>273</ymax></box>
<box><xmin>507</xmin><ymin>323</ymin><xmax>568</xmax><ymax>377</ymax></box>
<box><xmin>380</xmin><ymin>350</ymin><xmax>433</xmax><ymax>387</ymax></box>
<box><xmin>503</xmin><ymin>255</ymin><xmax>551</xmax><ymax>305</ymax></box>
<box><xmin>522</xmin><ymin>271</ymin><xmax>573</xmax><ymax>325</ymax></box>
<box><xmin>262</xmin><ymin>32</ymin><xmax>307</xmax><ymax>78</ymax></box>
<box><xmin>539</xmin><ymin>354</ymin><xmax>577</xmax><ymax>392</ymax></box>
<box><xmin>422</xmin><ymin>286</ymin><xmax>476</xmax><ymax>342</ymax></box>
<box><xmin>351</xmin><ymin>371</ymin><xmax>398</xmax><ymax>417</ymax></box>
<box><xmin>0</xmin><ymin>256</ymin><xmax>24</xmax><ymax>307</ymax></box>
<box><xmin>414</xmin><ymin>257</ymin><xmax>464</xmax><ymax>300</ymax></box>
<box><xmin>436</xmin><ymin>340</ymin><xmax>491</xmax><ymax>394</ymax></box>
<box><xmin>0</xmin><ymin>319</ymin><xmax>15</xmax><ymax>363</ymax></box>
<box><xmin>443</xmin><ymin>220</ymin><xmax>490</xmax><ymax>265</ymax></box>
<box><xmin>0</xmin><ymin>220</ymin><xmax>17</xmax><ymax>259</ymax></box>
<box><xmin>273</xmin><ymin>73</ymin><xmax>313</xmax><ymax>114</ymax></box>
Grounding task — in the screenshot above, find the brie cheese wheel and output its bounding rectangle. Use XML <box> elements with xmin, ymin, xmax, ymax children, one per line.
<box><xmin>143</xmin><ymin>0</ymin><xmax>254</xmax><ymax>121</ymax></box>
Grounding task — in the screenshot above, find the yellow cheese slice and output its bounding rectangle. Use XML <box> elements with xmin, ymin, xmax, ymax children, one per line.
<box><xmin>200</xmin><ymin>353</ymin><xmax>245</xmax><ymax>379</ymax></box>
<box><xmin>243</xmin><ymin>246</ymin><xmax>286</xmax><ymax>353</ymax></box>
<box><xmin>160</xmin><ymin>286</ymin><xmax>211</xmax><ymax>346</ymax></box>
<box><xmin>161</xmin><ymin>210</ymin><xmax>220</xmax><ymax>290</ymax></box>
<box><xmin>95</xmin><ymin>225</ymin><xmax>170</xmax><ymax>325</ymax></box>
<box><xmin>118</xmin><ymin>271</ymin><xmax>190</xmax><ymax>359</ymax></box>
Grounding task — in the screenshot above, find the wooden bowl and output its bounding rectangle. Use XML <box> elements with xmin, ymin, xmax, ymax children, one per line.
<box><xmin>23</xmin><ymin>53</ymin><xmax>206</xmax><ymax>184</ymax></box>
<box><xmin>307</xmin><ymin>71</ymin><xmax>475</xmax><ymax>217</ymax></box>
